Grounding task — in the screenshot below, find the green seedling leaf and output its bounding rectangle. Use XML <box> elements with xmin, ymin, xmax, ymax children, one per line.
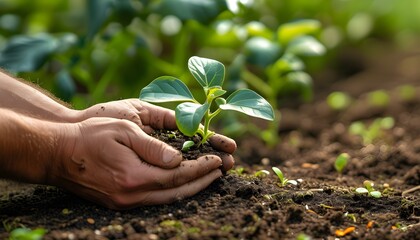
<box><xmin>363</xmin><ymin>180</ymin><xmax>375</xmax><ymax>192</ymax></box>
<box><xmin>175</xmin><ymin>102</ymin><xmax>209</xmax><ymax>136</ymax></box>
<box><xmin>181</xmin><ymin>140</ymin><xmax>195</xmax><ymax>152</ymax></box>
<box><xmin>10</xmin><ymin>227</ymin><xmax>46</xmax><ymax>240</ymax></box>
<box><xmin>380</xmin><ymin>117</ymin><xmax>395</xmax><ymax>129</ymax></box>
<box><xmin>349</xmin><ymin>121</ymin><xmax>366</xmax><ymax>136</ymax></box>
<box><xmin>287</xmin><ymin>180</ymin><xmax>298</xmax><ymax>185</ymax></box>
<box><xmin>355</xmin><ymin>187</ymin><xmax>369</xmax><ymax>194</ymax></box>
<box><xmin>334</xmin><ymin>153</ymin><xmax>349</xmax><ymax>174</ymax></box>
<box><xmin>272</xmin><ymin>53</ymin><xmax>305</xmax><ymax>73</ymax></box>
<box><xmin>397</xmin><ymin>84</ymin><xmax>416</xmax><ymax>101</ymax></box>
<box><xmin>286</xmin><ymin>36</ymin><xmax>326</xmax><ymax>56</ymax></box>
<box><xmin>327</xmin><ymin>92</ymin><xmax>352</xmax><ymax>110</ymax></box>
<box><xmin>272</xmin><ymin>167</ymin><xmax>285</xmax><ymax>183</ymax></box>
<box><xmin>277</xmin><ymin>19</ymin><xmax>321</xmax><ymax>45</ymax></box>
<box><xmin>220</xmin><ymin>89</ymin><xmax>274</xmax><ymax>120</ymax></box>
<box><xmin>207</xmin><ymin>87</ymin><xmax>226</xmax><ymax>101</ymax></box>
<box><xmin>254</xmin><ymin>170</ymin><xmax>270</xmax><ymax>178</ymax></box>
<box><xmin>215</xmin><ymin>97</ymin><xmax>227</xmax><ymax>106</ymax></box>
<box><xmin>188</xmin><ymin>56</ymin><xmax>225</xmax><ymax>90</ymax></box>
<box><xmin>370</xmin><ymin>191</ymin><xmax>382</xmax><ymax>198</ymax></box>
<box><xmin>140</xmin><ymin>77</ymin><xmax>195</xmax><ymax>103</ymax></box>
<box><xmin>367</xmin><ymin>89</ymin><xmax>390</xmax><ymax>107</ymax></box>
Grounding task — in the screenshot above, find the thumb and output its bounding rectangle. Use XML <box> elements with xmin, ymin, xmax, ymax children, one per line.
<box><xmin>129</xmin><ymin>130</ymin><xmax>183</xmax><ymax>169</ymax></box>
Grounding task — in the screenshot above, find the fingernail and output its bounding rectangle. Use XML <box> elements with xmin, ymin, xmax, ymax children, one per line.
<box><xmin>163</xmin><ymin>148</ymin><xmax>182</xmax><ymax>163</ymax></box>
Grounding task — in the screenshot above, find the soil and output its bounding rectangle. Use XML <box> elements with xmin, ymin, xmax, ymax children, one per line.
<box><xmin>1</xmin><ymin>44</ymin><xmax>419</xmax><ymax>240</ymax></box>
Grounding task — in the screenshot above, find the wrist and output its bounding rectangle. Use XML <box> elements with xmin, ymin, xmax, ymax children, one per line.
<box><xmin>0</xmin><ymin>110</ymin><xmax>63</xmax><ymax>184</ymax></box>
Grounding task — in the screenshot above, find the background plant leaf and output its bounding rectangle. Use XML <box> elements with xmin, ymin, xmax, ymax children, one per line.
<box><xmin>175</xmin><ymin>102</ymin><xmax>209</xmax><ymax>136</ymax></box>
<box><xmin>286</xmin><ymin>36</ymin><xmax>326</xmax><ymax>56</ymax></box>
<box><xmin>151</xmin><ymin>0</ymin><xmax>227</xmax><ymax>24</ymax></box>
<box><xmin>244</xmin><ymin>37</ymin><xmax>281</xmax><ymax>68</ymax></box>
<box><xmin>277</xmin><ymin>19</ymin><xmax>321</xmax><ymax>45</ymax></box>
<box><xmin>0</xmin><ymin>34</ymin><xmax>58</xmax><ymax>72</ymax></box>
<box><xmin>139</xmin><ymin>76</ymin><xmax>195</xmax><ymax>103</ymax></box>
<box><xmin>220</xmin><ymin>89</ymin><xmax>274</xmax><ymax>120</ymax></box>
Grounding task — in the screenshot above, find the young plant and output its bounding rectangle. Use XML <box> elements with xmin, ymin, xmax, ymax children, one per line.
<box><xmin>9</xmin><ymin>227</ymin><xmax>46</xmax><ymax>240</ymax></box>
<box><xmin>254</xmin><ymin>169</ymin><xmax>270</xmax><ymax>178</ymax></box>
<box><xmin>334</xmin><ymin>153</ymin><xmax>349</xmax><ymax>174</ymax></box>
<box><xmin>355</xmin><ymin>180</ymin><xmax>382</xmax><ymax>198</ymax></box>
<box><xmin>349</xmin><ymin>117</ymin><xmax>395</xmax><ymax>145</ymax></box>
<box><xmin>272</xmin><ymin>167</ymin><xmax>297</xmax><ymax>187</ymax></box>
<box><xmin>140</xmin><ymin>56</ymin><xmax>274</xmax><ymax>145</ymax></box>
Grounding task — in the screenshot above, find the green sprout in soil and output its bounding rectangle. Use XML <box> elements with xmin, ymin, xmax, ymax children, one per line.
<box><xmin>9</xmin><ymin>227</ymin><xmax>46</xmax><ymax>240</ymax></box>
<box><xmin>367</xmin><ymin>89</ymin><xmax>390</xmax><ymax>107</ymax></box>
<box><xmin>349</xmin><ymin>116</ymin><xmax>395</xmax><ymax>145</ymax></box>
<box><xmin>327</xmin><ymin>91</ymin><xmax>352</xmax><ymax>111</ymax></box>
<box><xmin>344</xmin><ymin>212</ymin><xmax>357</xmax><ymax>223</ymax></box>
<box><xmin>272</xmin><ymin>167</ymin><xmax>297</xmax><ymax>187</ymax></box>
<box><xmin>296</xmin><ymin>233</ymin><xmax>312</xmax><ymax>240</ymax></box>
<box><xmin>229</xmin><ymin>166</ymin><xmax>245</xmax><ymax>176</ymax></box>
<box><xmin>334</xmin><ymin>153</ymin><xmax>349</xmax><ymax>174</ymax></box>
<box><xmin>397</xmin><ymin>84</ymin><xmax>416</xmax><ymax>102</ymax></box>
<box><xmin>355</xmin><ymin>180</ymin><xmax>382</xmax><ymax>198</ymax></box>
<box><xmin>140</xmin><ymin>56</ymin><xmax>274</xmax><ymax>145</ymax></box>
<box><xmin>181</xmin><ymin>140</ymin><xmax>195</xmax><ymax>152</ymax></box>
<box><xmin>254</xmin><ymin>169</ymin><xmax>270</xmax><ymax>178</ymax></box>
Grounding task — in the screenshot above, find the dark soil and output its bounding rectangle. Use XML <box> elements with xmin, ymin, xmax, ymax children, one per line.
<box><xmin>1</xmin><ymin>45</ymin><xmax>419</xmax><ymax>239</ymax></box>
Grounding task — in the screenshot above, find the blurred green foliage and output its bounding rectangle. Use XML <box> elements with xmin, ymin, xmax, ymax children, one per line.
<box><xmin>0</xmin><ymin>0</ymin><xmax>418</xmax><ymax>111</ymax></box>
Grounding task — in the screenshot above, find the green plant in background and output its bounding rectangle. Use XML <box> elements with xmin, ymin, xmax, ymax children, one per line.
<box><xmin>334</xmin><ymin>153</ymin><xmax>349</xmax><ymax>174</ymax></box>
<box><xmin>397</xmin><ymin>84</ymin><xmax>416</xmax><ymax>102</ymax></box>
<box><xmin>355</xmin><ymin>180</ymin><xmax>382</xmax><ymax>198</ymax></box>
<box><xmin>272</xmin><ymin>167</ymin><xmax>297</xmax><ymax>187</ymax></box>
<box><xmin>327</xmin><ymin>91</ymin><xmax>353</xmax><ymax>111</ymax></box>
<box><xmin>367</xmin><ymin>89</ymin><xmax>390</xmax><ymax>108</ymax></box>
<box><xmin>8</xmin><ymin>227</ymin><xmax>46</xmax><ymax>240</ymax></box>
<box><xmin>349</xmin><ymin>116</ymin><xmax>395</xmax><ymax>145</ymax></box>
<box><xmin>140</xmin><ymin>56</ymin><xmax>274</xmax><ymax>145</ymax></box>
<box><xmin>228</xmin><ymin>19</ymin><xmax>326</xmax><ymax>146</ymax></box>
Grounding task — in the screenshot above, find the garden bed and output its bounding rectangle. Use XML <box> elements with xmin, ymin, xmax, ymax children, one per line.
<box><xmin>1</xmin><ymin>47</ymin><xmax>419</xmax><ymax>239</ymax></box>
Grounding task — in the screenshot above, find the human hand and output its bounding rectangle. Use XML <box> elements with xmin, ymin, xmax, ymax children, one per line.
<box><xmin>51</xmin><ymin>117</ymin><xmax>225</xmax><ymax>209</ymax></box>
<box><xmin>78</xmin><ymin>99</ymin><xmax>236</xmax><ymax>171</ymax></box>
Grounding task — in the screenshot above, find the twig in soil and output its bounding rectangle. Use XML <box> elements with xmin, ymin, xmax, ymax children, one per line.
<box><xmin>402</xmin><ymin>185</ymin><xmax>420</xmax><ymax>196</ymax></box>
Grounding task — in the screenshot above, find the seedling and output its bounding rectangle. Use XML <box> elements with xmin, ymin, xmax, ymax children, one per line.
<box><xmin>9</xmin><ymin>227</ymin><xmax>46</xmax><ymax>240</ymax></box>
<box><xmin>254</xmin><ymin>169</ymin><xmax>270</xmax><ymax>178</ymax></box>
<box><xmin>334</xmin><ymin>153</ymin><xmax>349</xmax><ymax>174</ymax></box>
<box><xmin>140</xmin><ymin>56</ymin><xmax>274</xmax><ymax>145</ymax></box>
<box><xmin>355</xmin><ymin>180</ymin><xmax>382</xmax><ymax>198</ymax></box>
<box><xmin>181</xmin><ymin>140</ymin><xmax>195</xmax><ymax>152</ymax></box>
<box><xmin>349</xmin><ymin>117</ymin><xmax>394</xmax><ymax>145</ymax></box>
<box><xmin>272</xmin><ymin>167</ymin><xmax>297</xmax><ymax>187</ymax></box>
<box><xmin>229</xmin><ymin>166</ymin><xmax>245</xmax><ymax>176</ymax></box>
<box><xmin>327</xmin><ymin>91</ymin><xmax>352</xmax><ymax>110</ymax></box>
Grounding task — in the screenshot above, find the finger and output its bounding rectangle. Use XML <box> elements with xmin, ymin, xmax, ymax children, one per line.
<box><xmin>208</xmin><ymin>133</ymin><xmax>237</xmax><ymax>154</ymax></box>
<box><xmin>127</xmin><ymin>130</ymin><xmax>183</xmax><ymax>169</ymax></box>
<box><xmin>219</xmin><ymin>153</ymin><xmax>235</xmax><ymax>172</ymax></box>
<box><xmin>120</xmin><ymin>155</ymin><xmax>222</xmax><ymax>191</ymax></box>
<box><xmin>138</xmin><ymin>101</ymin><xmax>177</xmax><ymax>130</ymax></box>
<box><xmin>108</xmin><ymin>120</ymin><xmax>181</xmax><ymax>169</ymax></box>
<box><xmin>114</xmin><ymin>169</ymin><xmax>223</xmax><ymax>208</ymax></box>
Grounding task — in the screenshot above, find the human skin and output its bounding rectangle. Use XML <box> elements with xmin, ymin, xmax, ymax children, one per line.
<box><xmin>0</xmin><ymin>71</ymin><xmax>236</xmax><ymax>209</ymax></box>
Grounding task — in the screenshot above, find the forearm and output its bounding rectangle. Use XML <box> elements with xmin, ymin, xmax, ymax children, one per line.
<box><xmin>0</xmin><ymin>108</ymin><xmax>62</xmax><ymax>183</ymax></box>
<box><xmin>0</xmin><ymin>70</ymin><xmax>80</xmax><ymax>122</ymax></box>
